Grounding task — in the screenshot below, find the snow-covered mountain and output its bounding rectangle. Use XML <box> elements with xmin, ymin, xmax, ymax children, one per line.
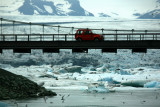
<box><xmin>136</xmin><ymin>0</ymin><xmax>160</xmax><ymax>19</ymax></box>
<box><xmin>0</xmin><ymin>0</ymin><xmax>94</xmax><ymax>16</ymax></box>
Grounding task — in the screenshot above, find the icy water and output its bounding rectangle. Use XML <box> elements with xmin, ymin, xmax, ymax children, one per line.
<box><xmin>2</xmin><ymin>89</ymin><xmax>160</xmax><ymax>107</ymax></box>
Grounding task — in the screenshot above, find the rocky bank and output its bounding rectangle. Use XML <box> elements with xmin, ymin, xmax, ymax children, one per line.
<box><xmin>0</xmin><ymin>68</ymin><xmax>57</xmax><ymax>100</ymax></box>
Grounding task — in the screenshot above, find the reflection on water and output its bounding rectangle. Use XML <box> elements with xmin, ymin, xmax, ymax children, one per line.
<box><xmin>2</xmin><ymin>90</ymin><xmax>160</xmax><ymax>107</ymax></box>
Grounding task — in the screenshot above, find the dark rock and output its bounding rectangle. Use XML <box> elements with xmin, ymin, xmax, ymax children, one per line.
<box><xmin>0</xmin><ymin>68</ymin><xmax>57</xmax><ymax>100</ymax></box>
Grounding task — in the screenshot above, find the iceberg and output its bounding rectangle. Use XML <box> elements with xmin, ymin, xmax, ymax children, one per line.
<box><xmin>114</xmin><ymin>69</ymin><xmax>131</xmax><ymax>75</ymax></box>
<box><xmin>121</xmin><ymin>80</ymin><xmax>150</xmax><ymax>87</ymax></box>
<box><xmin>144</xmin><ymin>81</ymin><xmax>160</xmax><ymax>88</ymax></box>
<box><xmin>65</xmin><ymin>66</ymin><xmax>82</xmax><ymax>73</ymax></box>
<box><xmin>86</xmin><ymin>83</ymin><xmax>110</xmax><ymax>93</ymax></box>
<box><xmin>55</xmin><ymin>66</ymin><xmax>82</xmax><ymax>73</ymax></box>
<box><xmin>98</xmin><ymin>77</ymin><xmax>120</xmax><ymax>84</ymax></box>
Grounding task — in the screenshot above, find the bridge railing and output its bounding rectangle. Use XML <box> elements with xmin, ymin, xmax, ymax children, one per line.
<box><xmin>1</xmin><ymin>18</ymin><xmax>160</xmax><ymax>41</ymax></box>
<box><xmin>0</xmin><ymin>33</ymin><xmax>160</xmax><ymax>41</ymax></box>
<box><xmin>103</xmin><ymin>33</ymin><xmax>160</xmax><ymax>41</ymax></box>
<box><xmin>0</xmin><ymin>34</ymin><xmax>76</xmax><ymax>41</ymax></box>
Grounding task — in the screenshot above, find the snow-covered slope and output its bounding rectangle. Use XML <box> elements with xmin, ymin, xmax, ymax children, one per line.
<box><xmin>0</xmin><ymin>0</ymin><xmax>94</xmax><ymax>16</ymax></box>
<box><xmin>137</xmin><ymin>0</ymin><xmax>160</xmax><ymax>19</ymax></box>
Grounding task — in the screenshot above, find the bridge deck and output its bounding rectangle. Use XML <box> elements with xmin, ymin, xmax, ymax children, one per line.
<box><xmin>0</xmin><ymin>41</ymin><xmax>160</xmax><ymax>49</ymax></box>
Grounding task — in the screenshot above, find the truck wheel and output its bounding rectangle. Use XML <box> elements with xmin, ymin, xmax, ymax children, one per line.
<box><xmin>77</xmin><ymin>38</ymin><xmax>82</xmax><ymax>41</ymax></box>
<box><xmin>94</xmin><ymin>38</ymin><xmax>99</xmax><ymax>41</ymax></box>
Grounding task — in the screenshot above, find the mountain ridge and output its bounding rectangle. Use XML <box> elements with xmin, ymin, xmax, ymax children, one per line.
<box><xmin>0</xmin><ymin>0</ymin><xmax>94</xmax><ymax>16</ymax></box>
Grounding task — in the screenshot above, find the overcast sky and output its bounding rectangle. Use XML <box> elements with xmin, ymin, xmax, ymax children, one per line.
<box><xmin>79</xmin><ymin>0</ymin><xmax>157</xmax><ymax>17</ymax></box>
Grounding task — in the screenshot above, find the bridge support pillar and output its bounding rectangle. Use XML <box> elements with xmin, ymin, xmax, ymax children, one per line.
<box><xmin>13</xmin><ymin>48</ymin><xmax>31</xmax><ymax>53</ymax></box>
<box><xmin>132</xmin><ymin>48</ymin><xmax>147</xmax><ymax>53</ymax></box>
<box><xmin>43</xmin><ymin>48</ymin><xmax>59</xmax><ymax>53</ymax></box>
<box><xmin>102</xmin><ymin>48</ymin><xmax>117</xmax><ymax>53</ymax></box>
<box><xmin>72</xmin><ymin>48</ymin><xmax>88</xmax><ymax>53</ymax></box>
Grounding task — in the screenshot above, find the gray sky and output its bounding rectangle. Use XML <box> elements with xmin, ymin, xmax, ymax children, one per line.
<box><xmin>79</xmin><ymin>0</ymin><xmax>156</xmax><ymax>17</ymax></box>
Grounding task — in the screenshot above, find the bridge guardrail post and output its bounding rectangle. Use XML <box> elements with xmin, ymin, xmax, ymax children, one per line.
<box><xmin>3</xmin><ymin>35</ymin><xmax>5</xmax><ymax>41</ymax></box>
<box><xmin>101</xmin><ymin>28</ymin><xmax>104</xmax><ymax>34</ymax></box>
<box><xmin>145</xmin><ymin>30</ymin><xmax>147</xmax><ymax>40</ymax></box>
<box><xmin>72</xmin><ymin>27</ymin><xmax>74</xmax><ymax>41</ymax></box>
<box><xmin>15</xmin><ymin>35</ymin><xmax>17</xmax><ymax>41</ymax></box>
<box><xmin>132</xmin><ymin>29</ymin><xmax>134</xmax><ymax>40</ymax></box>
<box><xmin>53</xmin><ymin>35</ymin><xmax>54</xmax><ymax>41</ymax></box>
<box><xmin>13</xmin><ymin>21</ymin><xmax>15</xmax><ymax>36</ymax></box>
<box><xmin>65</xmin><ymin>35</ymin><xmax>67</xmax><ymax>41</ymax></box>
<box><xmin>28</xmin><ymin>35</ymin><xmax>29</xmax><ymax>41</ymax></box>
<box><xmin>40</xmin><ymin>34</ymin><xmax>42</xmax><ymax>41</ymax></box>
<box><xmin>30</xmin><ymin>22</ymin><xmax>31</xmax><ymax>36</ymax></box>
<box><xmin>127</xmin><ymin>35</ymin><xmax>130</xmax><ymax>41</ymax></box>
<box><xmin>58</xmin><ymin>25</ymin><xmax>60</xmax><ymax>40</ymax></box>
<box><xmin>127</xmin><ymin>35</ymin><xmax>128</xmax><ymax>41</ymax></box>
<box><xmin>115</xmin><ymin>30</ymin><xmax>118</xmax><ymax>41</ymax></box>
<box><xmin>0</xmin><ymin>18</ymin><xmax>2</xmax><ymax>36</ymax></box>
<box><xmin>156</xmin><ymin>35</ymin><xmax>157</xmax><ymax>40</ymax></box>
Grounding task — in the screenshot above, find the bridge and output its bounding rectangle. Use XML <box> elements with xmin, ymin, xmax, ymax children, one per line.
<box><xmin>0</xmin><ymin>18</ymin><xmax>160</xmax><ymax>53</ymax></box>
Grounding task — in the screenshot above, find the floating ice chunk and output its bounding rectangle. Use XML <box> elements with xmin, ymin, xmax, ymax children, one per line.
<box><xmin>39</xmin><ymin>70</ymin><xmax>57</xmax><ymax>79</ymax></box>
<box><xmin>121</xmin><ymin>80</ymin><xmax>150</xmax><ymax>87</ymax></box>
<box><xmin>39</xmin><ymin>74</ymin><xmax>57</xmax><ymax>78</ymax></box>
<box><xmin>96</xmin><ymin>65</ymin><xmax>107</xmax><ymax>72</ymax></box>
<box><xmin>98</xmin><ymin>77</ymin><xmax>113</xmax><ymax>82</ymax></box>
<box><xmin>86</xmin><ymin>83</ymin><xmax>109</xmax><ymax>93</ymax></box>
<box><xmin>48</xmin><ymin>69</ymin><xmax>53</xmax><ymax>73</ymax></box>
<box><xmin>144</xmin><ymin>81</ymin><xmax>160</xmax><ymax>88</ymax></box>
<box><xmin>90</xmin><ymin>67</ymin><xmax>97</xmax><ymax>71</ymax></box>
<box><xmin>98</xmin><ymin>77</ymin><xmax>120</xmax><ymax>84</ymax></box>
<box><xmin>56</xmin><ymin>68</ymin><xmax>67</xmax><ymax>73</ymax></box>
<box><xmin>55</xmin><ymin>66</ymin><xmax>82</xmax><ymax>73</ymax></box>
<box><xmin>65</xmin><ymin>66</ymin><xmax>82</xmax><ymax>73</ymax></box>
<box><xmin>113</xmin><ymin>69</ymin><xmax>131</xmax><ymax>75</ymax></box>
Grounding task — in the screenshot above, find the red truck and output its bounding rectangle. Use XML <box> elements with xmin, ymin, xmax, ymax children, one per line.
<box><xmin>75</xmin><ymin>29</ymin><xmax>104</xmax><ymax>41</ymax></box>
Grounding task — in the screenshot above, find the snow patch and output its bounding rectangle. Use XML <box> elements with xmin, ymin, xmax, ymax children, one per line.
<box><xmin>44</xmin><ymin>5</ymin><xmax>53</xmax><ymax>13</ymax></box>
